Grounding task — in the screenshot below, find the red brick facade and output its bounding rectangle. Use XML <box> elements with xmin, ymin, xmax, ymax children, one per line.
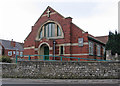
<box><xmin>0</xmin><ymin>39</ymin><xmax>24</xmax><ymax>58</ymax></box>
<box><xmin>24</xmin><ymin>6</ymin><xmax>106</xmax><ymax>60</ymax></box>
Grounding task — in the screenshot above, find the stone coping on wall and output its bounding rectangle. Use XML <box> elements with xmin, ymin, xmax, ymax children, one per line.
<box><xmin>17</xmin><ymin>60</ymin><xmax>120</xmax><ymax>63</ymax></box>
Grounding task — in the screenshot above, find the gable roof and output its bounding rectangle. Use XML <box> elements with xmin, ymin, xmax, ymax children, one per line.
<box><xmin>0</xmin><ymin>39</ymin><xmax>24</xmax><ymax>51</ymax></box>
<box><xmin>95</xmin><ymin>36</ymin><xmax>108</xmax><ymax>44</ymax></box>
<box><xmin>34</xmin><ymin>6</ymin><xmax>65</xmax><ymax>25</ymax></box>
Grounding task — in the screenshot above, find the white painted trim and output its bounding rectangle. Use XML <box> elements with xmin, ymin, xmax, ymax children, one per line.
<box><xmin>38</xmin><ymin>42</ymin><xmax>50</xmax><ymax>49</ymax></box>
<box><xmin>36</xmin><ymin>20</ymin><xmax>64</xmax><ymax>41</ymax></box>
<box><xmin>56</xmin><ymin>53</ymin><xmax>89</xmax><ymax>56</ymax></box>
<box><xmin>83</xmin><ymin>42</ymin><xmax>89</xmax><ymax>45</ymax></box>
<box><xmin>36</xmin><ymin>47</ymin><xmax>52</xmax><ymax>51</ymax></box>
<box><xmin>49</xmin><ymin>54</ymin><xmax>53</xmax><ymax>55</ymax></box>
<box><xmin>24</xmin><ymin>46</ymin><xmax>35</xmax><ymax>49</ymax></box>
<box><xmin>42</xmin><ymin>12</ymin><xmax>57</xmax><ymax>17</ymax></box>
<box><xmin>34</xmin><ymin>48</ymin><xmax>38</xmax><ymax>51</ymax></box>
<box><xmin>71</xmin><ymin>54</ymin><xmax>89</xmax><ymax>56</ymax></box>
<box><xmin>23</xmin><ymin>56</ymin><xmax>34</xmax><ymax>57</ymax></box>
<box><xmin>49</xmin><ymin>47</ymin><xmax>53</xmax><ymax>50</ymax></box>
<box><xmin>59</xmin><ymin>45</ymin><xmax>65</xmax><ymax>55</ymax></box>
<box><xmin>56</xmin><ymin>42</ymin><xmax>88</xmax><ymax>46</ymax></box>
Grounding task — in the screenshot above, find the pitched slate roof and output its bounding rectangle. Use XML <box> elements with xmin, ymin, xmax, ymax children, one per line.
<box><xmin>95</xmin><ymin>36</ymin><xmax>108</xmax><ymax>44</ymax></box>
<box><xmin>0</xmin><ymin>39</ymin><xmax>24</xmax><ymax>51</ymax></box>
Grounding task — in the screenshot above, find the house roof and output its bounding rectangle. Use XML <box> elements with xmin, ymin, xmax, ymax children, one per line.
<box><xmin>95</xmin><ymin>36</ymin><xmax>108</xmax><ymax>44</ymax></box>
<box><xmin>0</xmin><ymin>39</ymin><xmax>24</xmax><ymax>51</ymax></box>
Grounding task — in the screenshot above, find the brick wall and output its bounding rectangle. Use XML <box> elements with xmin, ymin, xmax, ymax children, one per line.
<box><xmin>2</xmin><ymin>61</ymin><xmax>120</xmax><ymax>79</ymax></box>
<box><xmin>23</xmin><ymin>6</ymin><xmax>105</xmax><ymax>60</ymax></box>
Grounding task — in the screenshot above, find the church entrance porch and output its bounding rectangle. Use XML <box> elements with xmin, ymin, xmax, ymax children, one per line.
<box><xmin>39</xmin><ymin>44</ymin><xmax>49</xmax><ymax>60</ymax></box>
<box><xmin>44</xmin><ymin>46</ymin><xmax>49</xmax><ymax>60</ymax></box>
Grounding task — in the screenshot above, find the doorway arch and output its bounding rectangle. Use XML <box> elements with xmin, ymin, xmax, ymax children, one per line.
<box><xmin>38</xmin><ymin>43</ymin><xmax>49</xmax><ymax>60</ymax></box>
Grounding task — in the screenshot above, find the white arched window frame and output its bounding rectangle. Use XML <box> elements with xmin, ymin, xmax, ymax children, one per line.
<box><xmin>38</xmin><ymin>22</ymin><xmax>63</xmax><ymax>39</ymax></box>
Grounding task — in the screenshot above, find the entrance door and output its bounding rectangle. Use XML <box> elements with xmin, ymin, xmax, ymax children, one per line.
<box><xmin>44</xmin><ymin>46</ymin><xmax>49</xmax><ymax>60</ymax></box>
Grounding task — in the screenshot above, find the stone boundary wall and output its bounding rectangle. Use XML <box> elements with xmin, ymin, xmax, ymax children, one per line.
<box><xmin>2</xmin><ymin>61</ymin><xmax>120</xmax><ymax>79</ymax></box>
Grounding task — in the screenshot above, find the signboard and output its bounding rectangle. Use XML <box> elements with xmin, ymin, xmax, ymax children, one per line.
<box><xmin>78</xmin><ymin>38</ymin><xmax>83</xmax><ymax>46</ymax></box>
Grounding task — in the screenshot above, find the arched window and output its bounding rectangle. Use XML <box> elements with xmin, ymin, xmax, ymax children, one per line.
<box><xmin>39</xmin><ymin>22</ymin><xmax>62</xmax><ymax>38</ymax></box>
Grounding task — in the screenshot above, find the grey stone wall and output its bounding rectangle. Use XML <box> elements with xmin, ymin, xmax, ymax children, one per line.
<box><xmin>2</xmin><ymin>61</ymin><xmax>120</xmax><ymax>79</ymax></box>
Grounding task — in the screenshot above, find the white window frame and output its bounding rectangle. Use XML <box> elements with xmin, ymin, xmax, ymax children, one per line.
<box><xmin>97</xmin><ymin>44</ymin><xmax>101</xmax><ymax>56</ymax></box>
<box><xmin>13</xmin><ymin>51</ymin><xmax>16</xmax><ymax>54</ymax></box>
<box><xmin>8</xmin><ymin>51</ymin><xmax>12</xmax><ymax>56</ymax></box>
<box><xmin>16</xmin><ymin>51</ymin><xmax>19</xmax><ymax>55</ymax></box>
<box><xmin>89</xmin><ymin>41</ymin><xmax>93</xmax><ymax>55</ymax></box>
<box><xmin>0</xmin><ymin>50</ymin><xmax>1</xmax><ymax>55</ymax></box>
<box><xmin>40</xmin><ymin>22</ymin><xmax>62</xmax><ymax>39</ymax></box>
<box><xmin>57</xmin><ymin>26</ymin><xmax>61</xmax><ymax>36</ymax></box>
<box><xmin>59</xmin><ymin>45</ymin><xmax>64</xmax><ymax>55</ymax></box>
<box><xmin>102</xmin><ymin>46</ymin><xmax>105</xmax><ymax>56</ymax></box>
<box><xmin>20</xmin><ymin>52</ymin><xmax>23</xmax><ymax>57</ymax></box>
<box><xmin>40</xmin><ymin>30</ymin><xmax>43</xmax><ymax>38</ymax></box>
<box><xmin>0</xmin><ymin>45</ymin><xmax>2</xmax><ymax>55</ymax></box>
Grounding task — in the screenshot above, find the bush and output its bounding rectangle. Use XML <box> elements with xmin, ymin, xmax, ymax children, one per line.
<box><xmin>0</xmin><ymin>56</ymin><xmax>12</xmax><ymax>63</ymax></box>
<box><xmin>106</xmin><ymin>31</ymin><xmax>120</xmax><ymax>55</ymax></box>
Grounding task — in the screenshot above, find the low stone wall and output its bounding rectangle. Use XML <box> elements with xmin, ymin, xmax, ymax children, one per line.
<box><xmin>2</xmin><ymin>61</ymin><xmax>120</xmax><ymax>79</ymax></box>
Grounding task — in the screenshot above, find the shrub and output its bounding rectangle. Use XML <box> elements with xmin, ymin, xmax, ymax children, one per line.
<box><xmin>0</xmin><ymin>56</ymin><xmax>12</xmax><ymax>63</ymax></box>
<box><xmin>106</xmin><ymin>31</ymin><xmax>120</xmax><ymax>55</ymax></box>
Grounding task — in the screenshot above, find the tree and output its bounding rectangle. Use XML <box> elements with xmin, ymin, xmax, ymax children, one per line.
<box><xmin>106</xmin><ymin>31</ymin><xmax>120</xmax><ymax>55</ymax></box>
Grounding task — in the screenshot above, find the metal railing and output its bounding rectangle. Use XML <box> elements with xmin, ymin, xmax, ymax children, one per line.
<box><xmin>16</xmin><ymin>55</ymin><xmax>110</xmax><ymax>63</ymax></box>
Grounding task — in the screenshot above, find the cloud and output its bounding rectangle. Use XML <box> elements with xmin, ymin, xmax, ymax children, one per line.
<box><xmin>0</xmin><ymin>0</ymin><xmax>119</xmax><ymax>42</ymax></box>
<box><xmin>73</xmin><ymin>1</ymin><xmax>118</xmax><ymax>36</ymax></box>
<box><xmin>39</xmin><ymin>0</ymin><xmax>118</xmax><ymax>3</ymax></box>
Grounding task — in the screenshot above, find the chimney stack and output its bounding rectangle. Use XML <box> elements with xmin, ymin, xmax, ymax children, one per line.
<box><xmin>11</xmin><ymin>39</ymin><xmax>16</xmax><ymax>47</ymax></box>
<box><xmin>65</xmin><ymin>17</ymin><xmax>72</xmax><ymax>22</ymax></box>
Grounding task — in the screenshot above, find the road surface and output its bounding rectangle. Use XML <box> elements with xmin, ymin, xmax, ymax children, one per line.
<box><xmin>1</xmin><ymin>78</ymin><xmax>120</xmax><ymax>86</ymax></box>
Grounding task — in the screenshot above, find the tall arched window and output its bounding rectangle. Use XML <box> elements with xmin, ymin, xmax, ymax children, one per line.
<box><xmin>39</xmin><ymin>22</ymin><xmax>62</xmax><ymax>38</ymax></box>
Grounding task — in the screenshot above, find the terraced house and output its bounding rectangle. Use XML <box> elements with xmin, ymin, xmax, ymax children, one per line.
<box><xmin>24</xmin><ymin>6</ymin><xmax>108</xmax><ymax>61</ymax></box>
<box><xmin>0</xmin><ymin>39</ymin><xmax>24</xmax><ymax>57</ymax></box>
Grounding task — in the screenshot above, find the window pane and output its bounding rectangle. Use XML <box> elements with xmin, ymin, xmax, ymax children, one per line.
<box><xmin>16</xmin><ymin>51</ymin><xmax>19</xmax><ymax>55</ymax></box>
<box><xmin>20</xmin><ymin>52</ymin><xmax>23</xmax><ymax>57</ymax></box>
<box><xmin>44</xmin><ymin>25</ymin><xmax>47</xmax><ymax>37</ymax></box>
<box><xmin>48</xmin><ymin>23</ymin><xmax>52</xmax><ymax>37</ymax></box>
<box><xmin>89</xmin><ymin>42</ymin><xmax>93</xmax><ymax>55</ymax></box>
<box><xmin>52</xmin><ymin>23</ymin><xmax>55</xmax><ymax>37</ymax></box>
<box><xmin>57</xmin><ymin>26</ymin><xmax>61</xmax><ymax>36</ymax></box>
<box><xmin>103</xmin><ymin>47</ymin><xmax>105</xmax><ymax>55</ymax></box>
<box><xmin>8</xmin><ymin>51</ymin><xmax>12</xmax><ymax>56</ymax></box>
<box><xmin>40</xmin><ymin>30</ymin><xmax>42</xmax><ymax>38</ymax></box>
<box><xmin>0</xmin><ymin>50</ymin><xmax>1</xmax><ymax>55</ymax></box>
<box><xmin>41</xmin><ymin>22</ymin><xmax>62</xmax><ymax>38</ymax></box>
<box><xmin>97</xmin><ymin>45</ymin><xmax>101</xmax><ymax>56</ymax></box>
<box><xmin>60</xmin><ymin>46</ymin><xmax>63</xmax><ymax>55</ymax></box>
<box><xmin>91</xmin><ymin>43</ymin><xmax>93</xmax><ymax>55</ymax></box>
<box><xmin>13</xmin><ymin>51</ymin><xmax>16</xmax><ymax>54</ymax></box>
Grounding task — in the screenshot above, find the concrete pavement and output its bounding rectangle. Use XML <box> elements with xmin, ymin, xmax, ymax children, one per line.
<box><xmin>2</xmin><ymin>78</ymin><xmax>120</xmax><ymax>84</ymax></box>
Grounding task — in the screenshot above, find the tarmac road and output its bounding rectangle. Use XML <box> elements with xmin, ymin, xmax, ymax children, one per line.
<box><xmin>1</xmin><ymin>84</ymin><xmax>120</xmax><ymax>86</ymax></box>
<box><xmin>1</xmin><ymin>78</ymin><xmax>120</xmax><ymax>86</ymax></box>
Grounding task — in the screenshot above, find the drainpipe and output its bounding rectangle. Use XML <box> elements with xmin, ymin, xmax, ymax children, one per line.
<box><xmin>53</xmin><ymin>40</ymin><xmax>56</xmax><ymax>60</ymax></box>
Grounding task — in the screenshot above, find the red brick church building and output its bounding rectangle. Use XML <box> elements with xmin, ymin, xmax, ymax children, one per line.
<box><xmin>24</xmin><ymin>6</ymin><xmax>106</xmax><ymax>60</ymax></box>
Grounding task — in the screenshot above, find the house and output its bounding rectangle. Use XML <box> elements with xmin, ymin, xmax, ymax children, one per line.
<box><xmin>0</xmin><ymin>39</ymin><xmax>24</xmax><ymax>57</ymax></box>
<box><xmin>24</xmin><ymin>6</ymin><xmax>107</xmax><ymax>61</ymax></box>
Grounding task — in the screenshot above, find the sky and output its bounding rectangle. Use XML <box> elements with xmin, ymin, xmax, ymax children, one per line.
<box><xmin>0</xmin><ymin>0</ymin><xmax>119</xmax><ymax>43</ymax></box>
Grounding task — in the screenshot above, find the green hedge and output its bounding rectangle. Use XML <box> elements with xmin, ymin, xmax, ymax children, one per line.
<box><xmin>0</xmin><ymin>56</ymin><xmax>12</xmax><ymax>63</ymax></box>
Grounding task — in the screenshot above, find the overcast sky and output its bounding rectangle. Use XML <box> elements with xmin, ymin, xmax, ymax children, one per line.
<box><xmin>0</xmin><ymin>0</ymin><xmax>119</xmax><ymax>43</ymax></box>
